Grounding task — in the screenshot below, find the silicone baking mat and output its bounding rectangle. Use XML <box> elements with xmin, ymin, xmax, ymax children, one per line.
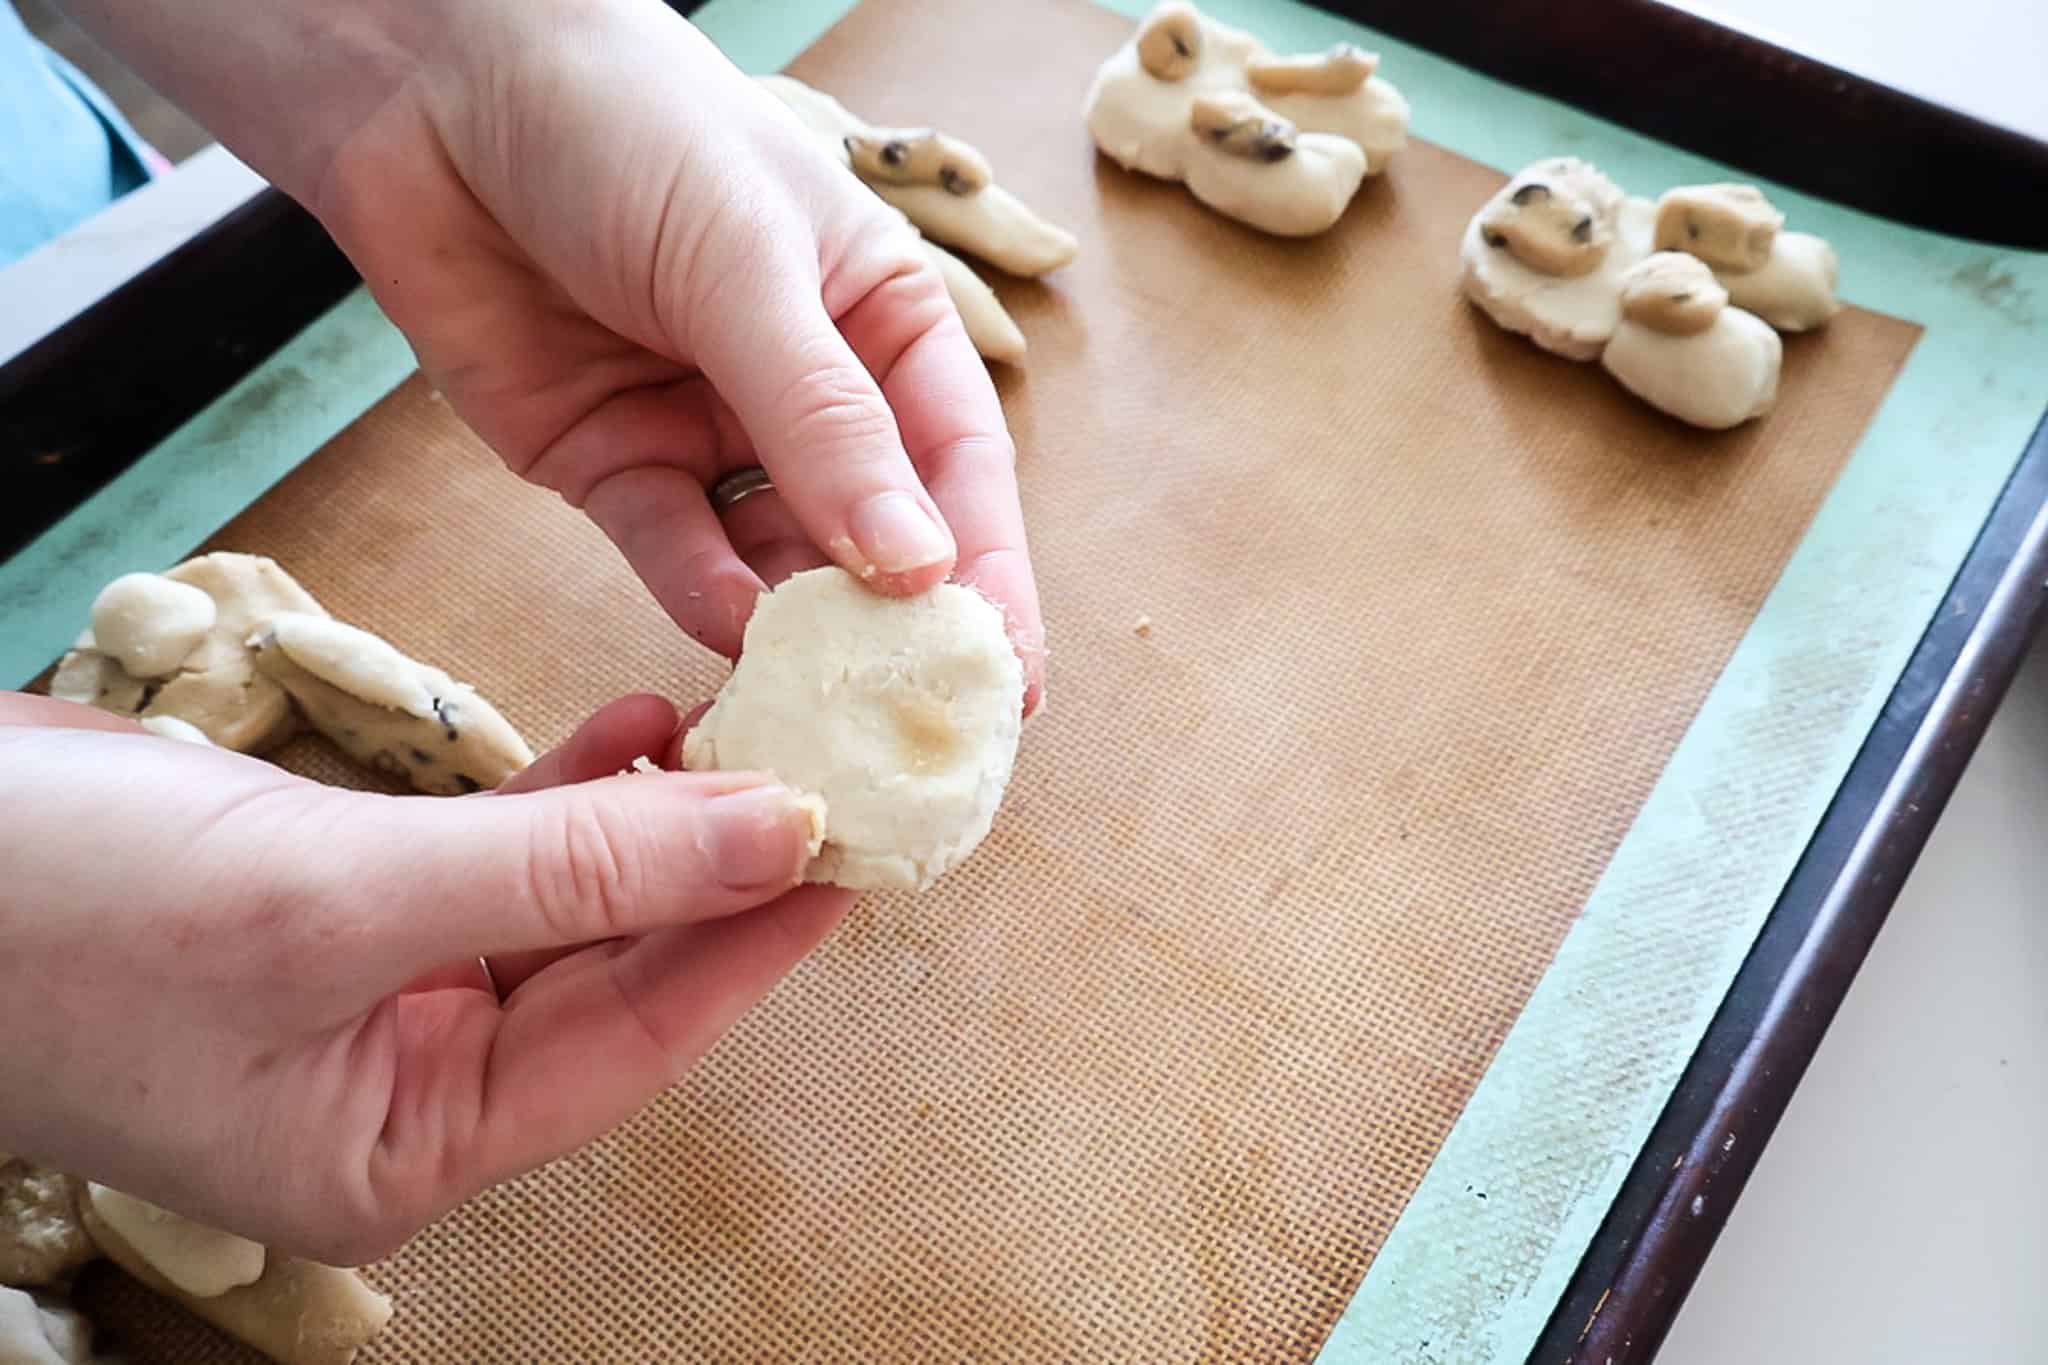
<box><xmin>20</xmin><ymin>0</ymin><xmax>2048</xmax><ymax>1360</ymax></box>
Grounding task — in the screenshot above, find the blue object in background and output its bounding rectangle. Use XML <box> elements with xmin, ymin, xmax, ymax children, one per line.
<box><xmin>0</xmin><ymin>0</ymin><xmax>155</xmax><ymax>267</ymax></box>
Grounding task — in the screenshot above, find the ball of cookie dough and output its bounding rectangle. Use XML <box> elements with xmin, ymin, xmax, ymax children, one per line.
<box><xmin>89</xmin><ymin>573</ymin><xmax>216</xmax><ymax>679</ymax></box>
<box><xmin>683</xmin><ymin>568</ymin><xmax>1024</xmax><ymax>893</ymax></box>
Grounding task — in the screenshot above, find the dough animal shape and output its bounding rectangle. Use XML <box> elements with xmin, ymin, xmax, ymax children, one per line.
<box><xmin>83</xmin><ymin>1186</ymin><xmax>263</xmax><ymax>1300</ymax></box>
<box><xmin>845</xmin><ymin>128</ymin><xmax>1077</xmax><ymax>278</ymax></box>
<box><xmin>89</xmin><ymin>573</ymin><xmax>216</xmax><ymax>679</ymax></box>
<box><xmin>756</xmin><ymin>74</ymin><xmax>1076</xmax><ymax>362</ymax></box>
<box><xmin>47</xmin><ymin>555</ymin><xmax>534</xmax><ymax>792</ymax></box>
<box><xmin>78</xmin><ymin>1190</ymin><xmax>391</xmax><ymax>1365</ymax></box>
<box><xmin>1601</xmin><ymin>252</ymin><xmax>1782</xmax><ymax>429</ymax></box>
<box><xmin>50</xmin><ymin>554</ymin><xmax>327</xmax><ymax>752</ymax></box>
<box><xmin>248</xmin><ymin>614</ymin><xmax>534</xmax><ymax>795</ymax></box>
<box><xmin>1460</xmin><ymin>157</ymin><xmax>1655</xmax><ymax>360</ymax></box>
<box><xmin>46</xmin><ymin>637</ymin><xmax>147</xmax><ymax>716</ymax></box>
<box><xmin>916</xmin><ymin>239</ymin><xmax>1027</xmax><ymax>363</ymax></box>
<box><xmin>1718</xmin><ymin>230</ymin><xmax>1839</xmax><ymax>332</ymax></box>
<box><xmin>1654</xmin><ymin>183</ymin><xmax>1840</xmax><ymax>331</ymax></box>
<box><xmin>1083</xmin><ymin>1</ymin><xmax>1408</xmax><ymax>237</ymax></box>
<box><xmin>684</xmin><ymin>567</ymin><xmax>1024</xmax><ymax>892</ymax></box>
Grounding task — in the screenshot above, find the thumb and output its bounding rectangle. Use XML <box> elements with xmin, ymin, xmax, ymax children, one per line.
<box><xmin>686</xmin><ymin>223</ymin><xmax>958</xmax><ymax>593</ymax></box>
<box><xmin>349</xmin><ymin>770</ymin><xmax>823</xmax><ymax>977</ymax></box>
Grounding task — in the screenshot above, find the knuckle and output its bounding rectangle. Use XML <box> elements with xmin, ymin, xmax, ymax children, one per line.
<box><xmin>771</xmin><ymin>365</ymin><xmax>900</xmax><ymax>465</ymax></box>
<box><xmin>521</xmin><ymin>793</ymin><xmax>646</xmax><ymax>944</ymax></box>
<box><xmin>872</xmin><ymin>263</ymin><xmax>957</xmax><ymax>332</ymax></box>
<box><xmin>937</xmin><ymin>430</ymin><xmax>1019</xmax><ymax>477</ymax></box>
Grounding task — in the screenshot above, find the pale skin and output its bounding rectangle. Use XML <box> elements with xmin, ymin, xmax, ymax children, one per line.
<box><xmin>0</xmin><ymin>0</ymin><xmax>1043</xmax><ymax>1265</ymax></box>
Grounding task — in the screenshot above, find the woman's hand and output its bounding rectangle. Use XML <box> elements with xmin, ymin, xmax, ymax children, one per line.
<box><xmin>379</xmin><ymin>0</ymin><xmax>1048</xmax><ymax>705</ymax></box>
<box><xmin>62</xmin><ymin>0</ymin><xmax>1043</xmax><ymax>705</ymax></box>
<box><xmin>0</xmin><ymin>693</ymin><xmax>850</xmax><ymax>1265</ymax></box>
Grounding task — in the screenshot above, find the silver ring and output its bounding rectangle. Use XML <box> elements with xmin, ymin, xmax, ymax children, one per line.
<box><xmin>708</xmin><ymin>466</ymin><xmax>774</xmax><ymax>512</ymax></box>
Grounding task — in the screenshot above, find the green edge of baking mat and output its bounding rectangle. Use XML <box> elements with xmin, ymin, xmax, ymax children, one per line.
<box><xmin>0</xmin><ymin>287</ymin><xmax>415</xmax><ymax>682</ymax></box>
<box><xmin>8</xmin><ymin>2</ymin><xmax>2048</xmax><ymax>1360</ymax></box>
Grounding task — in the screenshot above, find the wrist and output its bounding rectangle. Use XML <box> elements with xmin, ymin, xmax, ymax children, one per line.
<box><xmin>56</xmin><ymin>0</ymin><xmax>431</xmax><ymax>206</ymax></box>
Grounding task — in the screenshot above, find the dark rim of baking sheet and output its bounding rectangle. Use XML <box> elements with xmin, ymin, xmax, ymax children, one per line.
<box><xmin>0</xmin><ymin>190</ymin><xmax>358</xmax><ymax>563</ymax></box>
<box><xmin>2</xmin><ymin>2</ymin><xmax>2045</xmax><ymax>1359</ymax></box>
<box><xmin>1530</xmin><ymin>408</ymin><xmax>2048</xmax><ymax>1364</ymax></box>
<box><xmin>1314</xmin><ymin>0</ymin><xmax>2048</xmax><ymax>249</ymax></box>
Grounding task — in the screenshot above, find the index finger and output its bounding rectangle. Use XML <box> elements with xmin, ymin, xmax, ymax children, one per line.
<box><xmin>836</xmin><ymin>273</ymin><xmax>1048</xmax><ymax>713</ymax></box>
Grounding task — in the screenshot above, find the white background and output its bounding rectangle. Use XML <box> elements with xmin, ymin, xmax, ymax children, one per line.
<box><xmin>1667</xmin><ymin>0</ymin><xmax>2048</xmax><ymax>144</ymax></box>
<box><xmin>1659</xmin><ymin>644</ymin><xmax>2048</xmax><ymax>1362</ymax></box>
<box><xmin>1656</xmin><ymin>4</ymin><xmax>2047</xmax><ymax>1358</ymax></box>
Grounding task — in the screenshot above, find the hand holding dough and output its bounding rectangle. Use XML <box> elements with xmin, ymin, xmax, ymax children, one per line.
<box><xmin>1083</xmin><ymin>1</ymin><xmax>1408</xmax><ymax>237</ymax></box>
<box><xmin>684</xmin><ymin>568</ymin><xmax>1024</xmax><ymax>892</ymax></box>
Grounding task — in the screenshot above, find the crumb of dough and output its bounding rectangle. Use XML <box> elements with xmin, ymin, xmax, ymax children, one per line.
<box><xmin>1134</xmin><ymin>616</ymin><xmax>1154</xmax><ymax>638</ymax></box>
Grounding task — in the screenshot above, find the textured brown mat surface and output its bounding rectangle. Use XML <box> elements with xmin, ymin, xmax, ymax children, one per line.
<box><xmin>74</xmin><ymin>0</ymin><xmax>1918</xmax><ymax>1358</ymax></box>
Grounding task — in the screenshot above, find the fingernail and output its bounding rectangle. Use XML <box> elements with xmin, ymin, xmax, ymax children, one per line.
<box><xmin>849</xmin><ymin>492</ymin><xmax>954</xmax><ymax>575</ymax></box>
<box><xmin>701</xmin><ymin>786</ymin><xmax>812</xmax><ymax>889</ymax></box>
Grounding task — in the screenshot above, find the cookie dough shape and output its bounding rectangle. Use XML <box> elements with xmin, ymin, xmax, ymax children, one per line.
<box><xmin>916</xmin><ymin>241</ymin><xmax>1028</xmax><ymax>365</ymax></box>
<box><xmin>78</xmin><ymin>1189</ymin><xmax>390</xmax><ymax>1365</ymax></box>
<box><xmin>756</xmin><ymin>74</ymin><xmax>1076</xmax><ymax>364</ymax></box>
<box><xmin>1654</xmin><ymin>182</ymin><xmax>1840</xmax><ymax>332</ymax></box>
<box><xmin>248</xmin><ymin>614</ymin><xmax>534</xmax><ymax>795</ymax></box>
<box><xmin>89</xmin><ymin>573</ymin><xmax>216</xmax><ymax>679</ymax></box>
<box><xmin>1601</xmin><ymin>252</ymin><xmax>1782</xmax><ymax>430</ymax></box>
<box><xmin>82</xmin><ymin>1186</ymin><xmax>263</xmax><ymax>1300</ymax></box>
<box><xmin>1083</xmin><ymin>1</ymin><xmax>1408</xmax><ymax>237</ymax></box>
<box><xmin>684</xmin><ymin>567</ymin><xmax>1024</xmax><ymax>892</ymax></box>
<box><xmin>1718</xmin><ymin>229</ymin><xmax>1838</xmax><ymax>332</ymax></box>
<box><xmin>1460</xmin><ymin>157</ymin><xmax>1655</xmax><ymax>360</ymax></box>
<box><xmin>50</xmin><ymin>553</ymin><xmax>328</xmax><ymax>752</ymax></box>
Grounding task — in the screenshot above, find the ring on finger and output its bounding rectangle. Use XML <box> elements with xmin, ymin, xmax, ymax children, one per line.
<box><xmin>708</xmin><ymin>465</ymin><xmax>774</xmax><ymax>513</ymax></box>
